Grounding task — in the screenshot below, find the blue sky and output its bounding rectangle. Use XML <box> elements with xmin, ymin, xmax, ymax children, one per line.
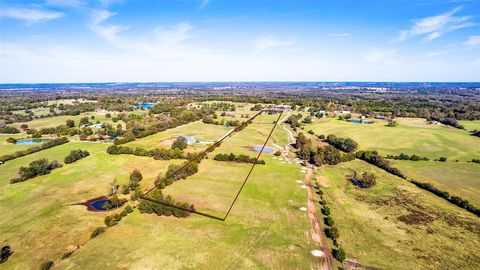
<box><xmin>0</xmin><ymin>0</ymin><xmax>479</xmax><ymax>83</ymax></box>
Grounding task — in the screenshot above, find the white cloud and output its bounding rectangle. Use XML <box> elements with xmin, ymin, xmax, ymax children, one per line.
<box><xmin>393</xmin><ymin>6</ymin><xmax>474</xmax><ymax>42</ymax></box>
<box><xmin>253</xmin><ymin>34</ymin><xmax>294</xmax><ymax>53</ymax></box>
<box><xmin>329</xmin><ymin>33</ymin><xmax>351</xmax><ymax>37</ymax></box>
<box><xmin>364</xmin><ymin>49</ymin><xmax>400</xmax><ymax>65</ymax></box>
<box><xmin>88</xmin><ymin>9</ymin><xmax>128</xmax><ymax>41</ymax></box>
<box><xmin>465</xmin><ymin>35</ymin><xmax>480</xmax><ymax>46</ymax></box>
<box><xmin>0</xmin><ymin>8</ymin><xmax>63</xmax><ymax>24</ymax></box>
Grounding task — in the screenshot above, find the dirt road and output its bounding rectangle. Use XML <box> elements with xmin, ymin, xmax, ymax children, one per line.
<box><xmin>305</xmin><ymin>166</ymin><xmax>333</xmax><ymax>270</ymax></box>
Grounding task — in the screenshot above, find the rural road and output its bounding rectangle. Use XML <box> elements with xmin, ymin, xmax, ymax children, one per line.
<box><xmin>305</xmin><ymin>166</ymin><xmax>333</xmax><ymax>270</ymax></box>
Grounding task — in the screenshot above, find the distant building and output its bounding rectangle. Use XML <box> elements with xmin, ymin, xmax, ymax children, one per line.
<box><xmin>375</xmin><ymin>115</ymin><xmax>389</xmax><ymax>120</ymax></box>
<box><xmin>268</xmin><ymin>104</ymin><xmax>291</xmax><ymax>114</ymax></box>
<box><xmin>182</xmin><ymin>136</ymin><xmax>197</xmax><ymax>144</ymax></box>
<box><xmin>225</xmin><ymin>111</ymin><xmax>235</xmax><ymax>116</ymax></box>
<box><xmin>95</xmin><ymin>108</ymin><xmax>107</xmax><ymax>113</ymax></box>
<box><xmin>88</xmin><ymin>123</ymin><xmax>103</xmax><ymax>129</ymax></box>
<box><xmin>333</xmin><ymin>110</ymin><xmax>351</xmax><ymax>114</ymax></box>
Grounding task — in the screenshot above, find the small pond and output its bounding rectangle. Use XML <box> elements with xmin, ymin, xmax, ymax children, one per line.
<box><xmin>15</xmin><ymin>138</ymin><xmax>50</xmax><ymax>145</ymax></box>
<box><xmin>348</xmin><ymin>120</ymin><xmax>373</xmax><ymax>124</ymax></box>
<box><xmin>251</xmin><ymin>145</ymin><xmax>274</xmax><ymax>153</ymax></box>
<box><xmin>84</xmin><ymin>197</ymin><xmax>120</xmax><ymax>211</ymax></box>
<box><xmin>135</xmin><ymin>103</ymin><xmax>156</xmax><ymax>109</ymax></box>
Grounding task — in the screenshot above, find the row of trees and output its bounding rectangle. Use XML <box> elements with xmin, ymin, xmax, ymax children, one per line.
<box><xmin>325</xmin><ymin>134</ymin><xmax>358</xmax><ymax>152</ymax></box>
<box><xmin>0</xmin><ymin>137</ymin><xmax>69</xmax><ymax>162</ymax></box>
<box><xmin>315</xmin><ymin>183</ymin><xmax>346</xmax><ymax>262</ymax></box>
<box><xmin>10</xmin><ymin>159</ymin><xmax>62</xmax><ymax>184</ymax></box>
<box><xmin>385</xmin><ymin>153</ymin><xmax>429</xmax><ymax>161</ymax></box>
<box><xmin>430</xmin><ymin>117</ymin><xmax>464</xmax><ymax>129</ymax></box>
<box><xmin>213</xmin><ymin>153</ymin><xmax>265</xmax><ymax>164</ymax></box>
<box><xmin>138</xmin><ymin>189</ymin><xmax>193</xmax><ymax>218</ymax></box>
<box><xmin>64</xmin><ymin>149</ymin><xmax>90</xmax><ymax>164</ymax></box>
<box><xmin>107</xmin><ymin>145</ymin><xmax>185</xmax><ymax>160</ymax></box>
<box><xmin>104</xmin><ymin>204</ymin><xmax>134</xmax><ymax>227</ymax></box>
<box><xmin>410</xmin><ymin>180</ymin><xmax>480</xmax><ymax>217</ymax></box>
<box><xmin>0</xmin><ymin>126</ymin><xmax>20</xmax><ymax>134</ymax></box>
<box><xmin>355</xmin><ymin>150</ymin><xmax>406</xmax><ymax>179</ymax></box>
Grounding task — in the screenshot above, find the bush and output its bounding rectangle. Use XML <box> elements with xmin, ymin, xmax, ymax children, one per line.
<box><xmin>0</xmin><ymin>126</ymin><xmax>20</xmax><ymax>134</ymax></box>
<box><xmin>322</xmin><ymin>206</ymin><xmax>331</xmax><ymax>216</ymax></box>
<box><xmin>64</xmin><ymin>149</ymin><xmax>90</xmax><ymax>164</ymax></box>
<box><xmin>90</xmin><ymin>227</ymin><xmax>106</xmax><ymax>239</ymax></box>
<box><xmin>324</xmin><ymin>226</ymin><xmax>339</xmax><ymax>240</ymax></box>
<box><xmin>332</xmin><ymin>247</ymin><xmax>346</xmax><ymax>262</ymax></box>
<box><xmin>274</xmin><ymin>151</ymin><xmax>282</xmax><ymax>156</ymax></box>
<box><xmin>0</xmin><ymin>245</ymin><xmax>12</xmax><ymax>263</ymax></box>
<box><xmin>6</xmin><ymin>137</ymin><xmax>17</xmax><ymax>144</ymax></box>
<box><xmin>324</xmin><ymin>216</ymin><xmax>335</xmax><ymax>226</ymax></box>
<box><xmin>129</xmin><ymin>169</ymin><xmax>143</xmax><ymax>190</ymax></box>
<box><xmin>40</xmin><ymin>261</ymin><xmax>54</xmax><ymax>270</ymax></box>
<box><xmin>354</xmin><ymin>172</ymin><xmax>376</xmax><ymax>188</ymax></box>
<box><xmin>438</xmin><ymin>157</ymin><xmax>447</xmax><ymax>162</ymax></box>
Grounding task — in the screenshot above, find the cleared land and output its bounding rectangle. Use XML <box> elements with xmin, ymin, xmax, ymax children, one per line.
<box><xmin>392</xmin><ymin>160</ymin><xmax>480</xmax><ymax>206</ymax></box>
<box><xmin>305</xmin><ymin>117</ymin><xmax>480</xmax><ymax>161</ymax></box>
<box><xmin>10</xmin><ymin>112</ymin><xmax>125</xmax><ymax>130</ymax></box>
<box><xmin>317</xmin><ymin>160</ymin><xmax>480</xmax><ymax>270</ymax></box>
<box><xmin>0</xmin><ymin>142</ymin><xmax>178</xmax><ymax>269</ymax></box>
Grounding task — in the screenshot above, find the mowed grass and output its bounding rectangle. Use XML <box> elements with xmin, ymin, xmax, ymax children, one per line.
<box><xmin>9</xmin><ymin>112</ymin><xmax>124</xmax><ymax>130</ymax></box>
<box><xmin>318</xmin><ymin>160</ymin><xmax>480</xmax><ymax>270</ymax></box>
<box><xmin>0</xmin><ymin>142</ymin><xmax>177</xmax><ymax>270</ymax></box>
<box><xmin>304</xmin><ymin>117</ymin><xmax>480</xmax><ymax>161</ymax></box>
<box><xmin>125</xmin><ymin>121</ymin><xmax>231</xmax><ymax>151</ymax></box>
<box><xmin>54</xmin><ymin>112</ymin><xmax>317</xmax><ymax>269</ymax></box>
<box><xmin>392</xmin><ymin>160</ymin><xmax>480</xmax><ymax>206</ymax></box>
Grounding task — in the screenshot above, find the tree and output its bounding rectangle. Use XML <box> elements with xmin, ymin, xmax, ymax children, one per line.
<box><xmin>357</xmin><ymin>172</ymin><xmax>376</xmax><ymax>188</ymax></box>
<box><xmin>332</xmin><ymin>247</ymin><xmax>346</xmax><ymax>262</ymax></box>
<box><xmin>0</xmin><ymin>245</ymin><xmax>12</xmax><ymax>263</ymax></box>
<box><xmin>79</xmin><ymin>117</ymin><xmax>90</xmax><ymax>126</ymax></box>
<box><xmin>438</xmin><ymin>157</ymin><xmax>447</xmax><ymax>162</ymax></box>
<box><xmin>171</xmin><ymin>136</ymin><xmax>188</xmax><ymax>150</ymax></box>
<box><xmin>66</xmin><ymin>119</ymin><xmax>75</xmax><ymax>128</ymax></box>
<box><xmin>387</xmin><ymin>119</ymin><xmax>398</xmax><ymax>127</ymax></box>
<box><xmin>129</xmin><ymin>169</ymin><xmax>143</xmax><ymax>190</ymax></box>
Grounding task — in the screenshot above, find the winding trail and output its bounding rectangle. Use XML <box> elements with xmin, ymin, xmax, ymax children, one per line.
<box><xmin>305</xmin><ymin>166</ymin><xmax>333</xmax><ymax>270</ymax></box>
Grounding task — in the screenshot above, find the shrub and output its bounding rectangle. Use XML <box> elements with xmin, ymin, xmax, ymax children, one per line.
<box><xmin>40</xmin><ymin>261</ymin><xmax>54</xmax><ymax>270</ymax></box>
<box><xmin>0</xmin><ymin>126</ymin><xmax>20</xmax><ymax>134</ymax></box>
<box><xmin>324</xmin><ymin>226</ymin><xmax>339</xmax><ymax>240</ymax></box>
<box><xmin>274</xmin><ymin>151</ymin><xmax>282</xmax><ymax>156</ymax></box>
<box><xmin>6</xmin><ymin>137</ymin><xmax>17</xmax><ymax>144</ymax></box>
<box><xmin>324</xmin><ymin>216</ymin><xmax>335</xmax><ymax>226</ymax></box>
<box><xmin>90</xmin><ymin>227</ymin><xmax>106</xmax><ymax>239</ymax></box>
<box><xmin>354</xmin><ymin>172</ymin><xmax>376</xmax><ymax>188</ymax></box>
<box><xmin>0</xmin><ymin>245</ymin><xmax>12</xmax><ymax>263</ymax></box>
<box><xmin>322</xmin><ymin>206</ymin><xmax>331</xmax><ymax>216</ymax></box>
<box><xmin>64</xmin><ymin>149</ymin><xmax>90</xmax><ymax>164</ymax></box>
<box><xmin>438</xmin><ymin>157</ymin><xmax>447</xmax><ymax>162</ymax></box>
<box><xmin>332</xmin><ymin>247</ymin><xmax>346</xmax><ymax>262</ymax></box>
<box><xmin>129</xmin><ymin>169</ymin><xmax>143</xmax><ymax>190</ymax></box>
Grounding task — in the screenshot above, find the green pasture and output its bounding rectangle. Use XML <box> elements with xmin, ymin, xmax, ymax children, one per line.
<box><xmin>304</xmin><ymin>117</ymin><xmax>480</xmax><ymax>161</ymax></box>
<box><xmin>0</xmin><ymin>142</ymin><xmax>177</xmax><ymax>269</ymax></box>
<box><xmin>459</xmin><ymin>120</ymin><xmax>480</xmax><ymax>131</ymax></box>
<box><xmin>0</xmin><ymin>134</ymin><xmax>34</xmax><ymax>156</ymax></box>
<box><xmin>318</xmin><ymin>160</ymin><xmax>480</xmax><ymax>270</ymax></box>
<box><xmin>392</xmin><ymin>160</ymin><xmax>480</xmax><ymax>206</ymax></box>
<box><xmin>9</xmin><ymin>112</ymin><xmax>124</xmax><ymax>130</ymax></box>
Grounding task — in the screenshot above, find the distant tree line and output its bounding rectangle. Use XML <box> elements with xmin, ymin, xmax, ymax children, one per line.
<box><xmin>10</xmin><ymin>159</ymin><xmax>62</xmax><ymax>184</ymax></box>
<box><xmin>213</xmin><ymin>153</ymin><xmax>265</xmax><ymax>164</ymax></box>
<box><xmin>386</xmin><ymin>153</ymin><xmax>429</xmax><ymax>161</ymax></box>
<box><xmin>0</xmin><ymin>137</ymin><xmax>69</xmax><ymax>162</ymax></box>
<box><xmin>64</xmin><ymin>149</ymin><xmax>90</xmax><ymax>164</ymax></box>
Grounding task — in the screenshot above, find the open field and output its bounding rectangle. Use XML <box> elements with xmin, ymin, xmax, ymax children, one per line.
<box><xmin>317</xmin><ymin>159</ymin><xmax>480</xmax><ymax>270</ymax></box>
<box><xmin>9</xmin><ymin>112</ymin><xmax>125</xmax><ymax>130</ymax></box>
<box><xmin>392</xmin><ymin>160</ymin><xmax>480</xmax><ymax>206</ymax></box>
<box><xmin>305</xmin><ymin>117</ymin><xmax>480</xmax><ymax>161</ymax></box>
<box><xmin>0</xmin><ymin>142</ymin><xmax>179</xmax><ymax>269</ymax></box>
<box><xmin>1</xmin><ymin>111</ymin><xmax>318</xmax><ymax>269</ymax></box>
<box><xmin>125</xmin><ymin>121</ymin><xmax>231</xmax><ymax>151</ymax></box>
<box><xmin>0</xmin><ymin>134</ymin><xmax>34</xmax><ymax>156</ymax></box>
<box><xmin>459</xmin><ymin>120</ymin><xmax>480</xmax><ymax>131</ymax></box>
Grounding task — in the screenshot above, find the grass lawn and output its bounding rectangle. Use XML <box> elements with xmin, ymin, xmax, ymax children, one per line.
<box><xmin>392</xmin><ymin>160</ymin><xmax>480</xmax><ymax>206</ymax></box>
<box><xmin>0</xmin><ymin>142</ymin><xmax>177</xmax><ymax>270</ymax></box>
<box><xmin>317</xmin><ymin>160</ymin><xmax>480</xmax><ymax>270</ymax></box>
<box><xmin>304</xmin><ymin>117</ymin><xmax>480</xmax><ymax>161</ymax></box>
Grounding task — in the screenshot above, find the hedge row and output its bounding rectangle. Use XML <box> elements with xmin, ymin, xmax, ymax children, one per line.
<box><xmin>410</xmin><ymin>180</ymin><xmax>480</xmax><ymax>217</ymax></box>
<box><xmin>107</xmin><ymin>145</ymin><xmax>185</xmax><ymax>160</ymax></box>
<box><xmin>213</xmin><ymin>153</ymin><xmax>265</xmax><ymax>164</ymax></box>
